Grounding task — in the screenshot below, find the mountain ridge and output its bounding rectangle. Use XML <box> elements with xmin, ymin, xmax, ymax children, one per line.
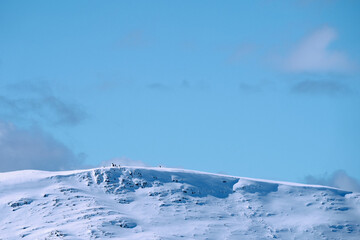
<box><xmin>1</xmin><ymin>166</ymin><xmax>359</xmax><ymax>239</ymax></box>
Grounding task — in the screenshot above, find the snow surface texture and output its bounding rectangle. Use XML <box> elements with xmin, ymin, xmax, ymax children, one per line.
<box><xmin>0</xmin><ymin>166</ymin><xmax>359</xmax><ymax>239</ymax></box>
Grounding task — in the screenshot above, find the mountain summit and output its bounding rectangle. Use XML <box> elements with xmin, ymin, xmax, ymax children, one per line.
<box><xmin>1</xmin><ymin>166</ymin><xmax>359</xmax><ymax>239</ymax></box>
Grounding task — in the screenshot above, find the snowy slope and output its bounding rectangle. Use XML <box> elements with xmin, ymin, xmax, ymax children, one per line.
<box><xmin>0</xmin><ymin>166</ymin><xmax>359</xmax><ymax>239</ymax></box>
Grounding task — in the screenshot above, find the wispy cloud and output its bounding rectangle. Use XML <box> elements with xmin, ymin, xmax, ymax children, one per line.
<box><xmin>181</xmin><ymin>80</ymin><xmax>190</xmax><ymax>89</ymax></box>
<box><xmin>0</xmin><ymin>121</ymin><xmax>85</xmax><ymax>172</ymax></box>
<box><xmin>239</xmin><ymin>83</ymin><xmax>262</xmax><ymax>93</ymax></box>
<box><xmin>291</xmin><ymin>80</ymin><xmax>352</xmax><ymax>95</ymax></box>
<box><xmin>118</xmin><ymin>30</ymin><xmax>148</xmax><ymax>48</ymax></box>
<box><xmin>283</xmin><ymin>26</ymin><xmax>356</xmax><ymax>73</ymax></box>
<box><xmin>305</xmin><ymin>170</ymin><xmax>360</xmax><ymax>192</ymax></box>
<box><xmin>96</xmin><ymin>79</ymin><xmax>119</xmax><ymax>92</ymax></box>
<box><xmin>0</xmin><ymin>81</ymin><xmax>87</xmax><ymax>126</ymax></box>
<box><xmin>227</xmin><ymin>43</ymin><xmax>256</xmax><ymax>63</ymax></box>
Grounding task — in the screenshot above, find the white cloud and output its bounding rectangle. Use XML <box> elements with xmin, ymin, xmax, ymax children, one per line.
<box><xmin>284</xmin><ymin>26</ymin><xmax>355</xmax><ymax>73</ymax></box>
<box><xmin>0</xmin><ymin>121</ymin><xmax>84</xmax><ymax>172</ymax></box>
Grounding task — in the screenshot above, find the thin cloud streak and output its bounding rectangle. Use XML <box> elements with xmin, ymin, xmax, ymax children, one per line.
<box><xmin>0</xmin><ymin>81</ymin><xmax>88</xmax><ymax>126</ymax></box>
<box><xmin>146</xmin><ymin>83</ymin><xmax>171</xmax><ymax>91</ymax></box>
<box><xmin>291</xmin><ymin>80</ymin><xmax>352</xmax><ymax>95</ymax></box>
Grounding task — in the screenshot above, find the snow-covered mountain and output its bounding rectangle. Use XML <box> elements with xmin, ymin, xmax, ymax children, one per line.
<box><xmin>0</xmin><ymin>166</ymin><xmax>359</xmax><ymax>239</ymax></box>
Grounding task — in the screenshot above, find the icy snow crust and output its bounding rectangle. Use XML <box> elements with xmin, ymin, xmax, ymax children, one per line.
<box><xmin>0</xmin><ymin>167</ymin><xmax>359</xmax><ymax>239</ymax></box>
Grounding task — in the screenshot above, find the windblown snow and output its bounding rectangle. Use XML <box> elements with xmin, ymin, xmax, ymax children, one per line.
<box><xmin>0</xmin><ymin>166</ymin><xmax>359</xmax><ymax>239</ymax></box>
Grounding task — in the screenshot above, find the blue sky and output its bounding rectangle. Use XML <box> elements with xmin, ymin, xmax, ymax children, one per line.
<box><xmin>0</xmin><ymin>0</ymin><xmax>359</xmax><ymax>184</ymax></box>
